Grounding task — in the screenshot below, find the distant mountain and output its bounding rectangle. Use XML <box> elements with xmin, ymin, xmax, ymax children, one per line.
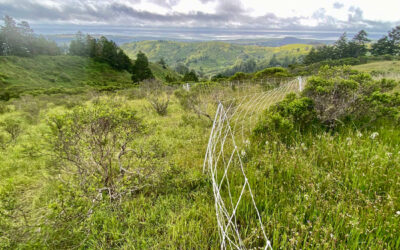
<box><xmin>121</xmin><ymin>41</ymin><xmax>313</xmax><ymax>77</ymax></box>
<box><xmin>225</xmin><ymin>37</ymin><xmax>334</xmax><ymax>47</ymax></box>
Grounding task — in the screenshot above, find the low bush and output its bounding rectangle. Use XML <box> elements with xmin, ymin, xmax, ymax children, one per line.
<box><xmin>253</xmin><ymin>67</ymin><xmax>292</xmax><ymax>79</ymax></box>
<box><xmin>253</xmin><ymin>93</ymin><xmax>318</xmax><ymax>145</ymax></box>
<box><xmin>0</xmin><ymin>117</ymin><xmax>23</xmax><ymax>141</ymax></box>
<box><xmin>254</xmin><ymin>66</ymin><xmax>400</xmax><ymax>146</ymax></box>
<box><xmin>147</xmin><ymin>95</ymin><xmax>170</xmax><ymax>116</ymax></box>
<box><xmin>48</xmin><ymin>100</ymin><xmax>148</xmax><ymax>201</ymax></box>
<box><xmin>303</xmin><ymin>65</ymin><xmax>399</xmax><ymax>126</ymax></box>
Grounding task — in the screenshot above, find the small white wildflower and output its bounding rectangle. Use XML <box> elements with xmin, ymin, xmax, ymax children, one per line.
<box><xmin>265</xmin><ymin>141</ymin><xmax>269</xmax><ymax>145</ymax></box>
<box><xmin>386</xmin><ymin>152</ymin><xmax>393</xmax><ymax>157</ymax></box>
<box><xmin>330</xmin><ymin>233</ymin><xmax>334</xmax><ymax>239</ymax></box>
<box><xmin>396</xmin><ymin>211</ymin><xmax>400</xmax><ymax>216</ymax></box>
<box><xmin>244</xmin><ymin>139</ymin><xmax>250</xmax><ymax>146</ymax></box>
<box><xmin>241</xmin><ymin>150</ymin><xmax>246</xmax><ymax>157</ymax></box>
<box><xmin>357</xmin><ymin>131</ymin><xmax>363</xmax><ymax>138</ymax></box>
<box><xmin>346</xmin><ymin>137</ymin><xmax>352</xmax><ymax>146</ymax></box>
<box><xmin>370</xmin><ymin>132</ymin><xmax>379</xmax><ymax>140</ymax></box>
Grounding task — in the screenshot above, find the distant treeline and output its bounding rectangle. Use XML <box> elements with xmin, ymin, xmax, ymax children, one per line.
<box><xmin>0</xmin><ymin>16</ymin><xmax>154</xmax><ymax>83</ymax></box>
<box><xmin>0</xmin><ymin>16</ymin><xmax>60</xmax><ymax>56</ymax></box>
<box><xmin>304</xmin><ymin>26</ymin><xmax>400</xmax><ymax>64</ymax></box>
<box><xmin>69</xmin><ymin>32</ymin><xmax>132</xmax><ymax>72</ymax></box>
<box><xmin>219</xmin><ymin>55</ymin><xmax>298</xmax><ymax>78</ymax></box>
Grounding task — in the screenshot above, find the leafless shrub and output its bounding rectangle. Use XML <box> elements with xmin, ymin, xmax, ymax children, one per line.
<box><xmin>48</xmin><ymin>100</ymin><xmax>164</xmax><ymax>202</ymax></box>
<box><xmin>148</xmin><ymin>95</ymin><xmax>170</xmax><ymax>116</ymax></box>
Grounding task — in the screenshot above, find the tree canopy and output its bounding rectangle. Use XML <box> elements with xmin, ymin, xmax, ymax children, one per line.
<box><xmin>0</xmin><ymin>16</ymin><xmax>60</xmax><ymax>56</ymax></box>
<box><xmin>182</xmin><ymin>70</ymin><xmax>199</xmax><ymax>82</ymax></box>
<box><xmin>131</xmin><ymin>51</ymin><xmax>154</xmax><ymax>83</ymax></box>
<box><xmin>304</xmin><ymin>26</ymin><xmax>400</xmax><ymax>64</ymax></box>
<box><xmin>69</xmin><ymin>33</ymin><xmax>132</xmax><ymax>71</ymax></box>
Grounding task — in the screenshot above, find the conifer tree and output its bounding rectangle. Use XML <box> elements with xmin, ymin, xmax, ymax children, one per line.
<box><xmin>131</xmin><ymin>51</ymin><xmax>154</xmax><ymax>83</ymax></box>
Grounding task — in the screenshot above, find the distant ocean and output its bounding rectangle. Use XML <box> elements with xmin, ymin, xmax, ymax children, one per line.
<box><xmin>32</xmin><ymin>25</ymin><xmax>388</xmax><ymax>45</ymax></box>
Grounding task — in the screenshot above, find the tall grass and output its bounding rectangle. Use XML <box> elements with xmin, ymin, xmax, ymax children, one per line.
<box><xmin>0</xmin><ymin>79</ymin><xmax>399</xmax><ymax>248</ymax></box>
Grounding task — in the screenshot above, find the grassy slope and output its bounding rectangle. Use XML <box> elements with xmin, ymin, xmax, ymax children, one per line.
<box><xmin>352</xmin><ymin>60</ymin><xmax>400</xmax><ymax>74</ymax></box>
<box><xmin>0</xmin><ymin>56</ymin><xmax>179</xmax><ymax>99</ymax></box>
<box><xmin>121</xmin><ymin>41</ymin><xmax>313</xmax><ymax>76</ymax></box>
<box><xmin>352</xmin><ymin>60</ymin><xmax>400</xmax><ymax>91</ymax></box>
<box><xmin>149</xmin><ymin>62</ymin><xmax>182</xmax><ymax>81</ymax></box>
<box><xmin>0</xmin><ymin>56</ymin><xmax>132</xmax><ymax>97</ymax></box>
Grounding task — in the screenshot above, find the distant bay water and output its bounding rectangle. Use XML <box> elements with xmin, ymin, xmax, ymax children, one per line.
<box><xmin>32</xmin><ymin>25</ymin><xmax>388</xmax><ymax>45</ymax></box>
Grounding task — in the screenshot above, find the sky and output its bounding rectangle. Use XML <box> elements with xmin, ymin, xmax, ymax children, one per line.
<box><xmin>0</xmin><ymin>0</ymin><xmax>399</xmax><ymax>38</ymax></box>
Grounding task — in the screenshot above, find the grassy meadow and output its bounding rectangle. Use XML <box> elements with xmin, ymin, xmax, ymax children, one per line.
<box><xmin>0</xmin><ymin>57</ymin><xmax>400</xmax><ymax>249</ymax></box>
<box><xmin>0</xmin><ymin>56</ymin><xmax>179</xmax><ymax>100</ymax></box>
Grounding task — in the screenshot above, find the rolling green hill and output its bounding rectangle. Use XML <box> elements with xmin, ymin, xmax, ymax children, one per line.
<box><xmin>121</xmin><ymin>41</ymin><xmax>313</xmax><ymax>76</ymax></box>
<box><xmin>149</xmin><ymin>61</ymin><xmax>182</xmax><ymax>81</ymax></box>
<box><xmin>0</xmin><ymin>55</ymin><xmax>179</xmax><ymax>100</ymax></box>
<box><xmin>352</xmin><ymin>60</ymin><xmax>400</xmax><ymax>74</ymax></box>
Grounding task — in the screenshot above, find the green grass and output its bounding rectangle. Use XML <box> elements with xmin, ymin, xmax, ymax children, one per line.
<box><xmin>0</xmin><ymin>56</ymin><xmax>180</xmax><ymax>100</ymax></box>
<box><xmin>121</xmin><ymin>41</ymin><xmax>313</xmax><ymax>76</ymax></box>
<box><xmin>0</xmin><ymin>68</ymin><xmax>399</xmax><ymax>248</ymax></box>
<box><xmin>0</xmin><ymin>55</ymin><xmax>133</xmax><ymax>98</ymax></box>
<box><xmin>352</xmin><ymin>60</ymin><xmax>400</xmax><ymax>75</ymax></box>
<box><xmin>149</xmin><ymin>61</ymin><xmax>182</xmax><ymax>81</ymax></box>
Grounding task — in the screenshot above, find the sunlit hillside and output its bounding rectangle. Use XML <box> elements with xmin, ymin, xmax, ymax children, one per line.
<box><xmin>121</xmin><ymin>41</ymin><xmax>313</xmax><ymax>76</ymax></box>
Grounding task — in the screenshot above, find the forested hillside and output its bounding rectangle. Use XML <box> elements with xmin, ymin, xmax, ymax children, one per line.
<box><xmin>121</xmin><ymin>41</ymin><xmax>313</xmax><ymax>76</ymax></box>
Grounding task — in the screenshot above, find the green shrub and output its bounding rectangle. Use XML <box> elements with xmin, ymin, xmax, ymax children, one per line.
<box><xmin>174</xmin><ymin>88</ymin><xmax>213</xmax><ymax>121</ymax></box>
<box><xmin>229</xmin><ymin>72</ymin><xmax>251</xmax><ymax>81</ymax></box>
<box><xmin>254</xmin><ymin>66</ymin><xmax>400</xmax><ymax>146</ymax></box>
<box><xmin>48</xmin><ymin>100</ymin><xmax>148</xmax><ymax>200</ymax></box>
<box><xmin>0</xmin><ymin>102</ymin><xmax>10</xmax><ymax>114</ymax></box>
<box><xmin>253</xmin><ymin>67</ymin><xmax>291</xmax><ymax>79</ymax></box>
<box><xmin>0</xmin><ymin>117</ymin><xmax>23</xmax><ymax>141</ymax></box>
<box><xmin>147</xmin><ymin>95</ymin><xmax>170</xmax><ymax>116</ymax></box>
<box><xmin>302</xmin><ymin>66</ymin><xmax>399</xmax><ymax>126</ymax></box>
<box><xmin>253</xmin><ymin>93</ymin><xmax>318</xmax><ymax>146</ymax></box>
<box><xmin>0</xmin><ymin>132</ymin><xmax>8</xmax><ymax>149</ymax></box>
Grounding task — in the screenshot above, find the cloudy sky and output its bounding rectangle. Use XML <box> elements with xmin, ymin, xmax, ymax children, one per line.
<box><xmin>1</xmin><ymin>0</ymin><xmax>399</xmax><ymax>32</ymax></box>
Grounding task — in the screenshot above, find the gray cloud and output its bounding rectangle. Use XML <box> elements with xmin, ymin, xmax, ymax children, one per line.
<box><xmin>0</xmin><ymin>0</ymin><xmax>398</xmax><ymax>32</ymax></box>
<box><xmin>216</xmin><ymin>0</ymin><xmax>246</xmax><ymax>14</ymax></box>
<box><xmin>333</xmin><ymin>2</ymin><xmax>344</xmax><ymax>9</ymax></box>
<box><xmin>149</xmin><ymin>0</ymin><xmax>180</xmax><ymax>9</ymax></box>
<box><xmin>348</xmin><ymin>6</ymin><xmax>363</xmax><ymax>22</ymax></box>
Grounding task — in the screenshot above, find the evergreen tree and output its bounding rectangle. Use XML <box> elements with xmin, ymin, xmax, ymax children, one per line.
<box><xmin>371</xmin><ymin>36</ymin><xmax>396</xmax><ymax>56</ymax></box>
<box><xmin>351</xmin><ymin>30</ymin><xmax>370</xmax><ymax>57</ymax></box>
<box><xmin>116</xmin><ymin>50</ymin><xmax>132</xmax><ymax>71</ymax></box>
<box><xmin>388</xmin><ymin>26</ymin><xmax>400</xmax><ymax>55</ymax></box>
<box><xmin>0</xmin><ymin>16</ymin><xmax>60</xmax><ymax>56</ymax></box>
<box><xmin>175</xmin><ymin>63</ymin><xmax>189</xmax><ymax>75</ymax></box>
<box><xmin>268</xmin><ymin>54</ymin><xmax>280</xmax><ymax>67</ymax></box>
<box><xmin>182</xmin><ymin>70</ymin><xmax>199</xmax><ymax>82</ymax></box>
<box><xmin>158</xmin><ymin>58</ymin><xmax>167</xmax><ymax>69</ymax></box>
<box><xmin>68</xmin><ymin>33</ymin><xmax>132</xmax><ymax>71</ymax></box>
<box><xmin>131</xmin><ymin>51</ymin><xmax>154</xmax><ymax>83</ymax></box>
<box><xmin>69</xmin><ymin>32</ymin><xmax>87</xmax><ymax>56</ymax></box>
<box><xmin>335</xmin><ymin>32</ymin><xmax>349</xmax><ymax>58</ymax></box>
<box><xmin>86</xmin><ymin>35</ymin><xmax>98</xmax><ymax>58</ymax></box>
